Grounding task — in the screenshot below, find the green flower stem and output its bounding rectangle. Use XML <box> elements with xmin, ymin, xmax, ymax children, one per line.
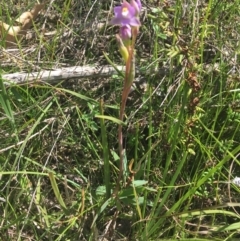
<box><xmin>114</xmin><ymin>46</ymin><xmax>135</xmax><ymax>194</ymax></box>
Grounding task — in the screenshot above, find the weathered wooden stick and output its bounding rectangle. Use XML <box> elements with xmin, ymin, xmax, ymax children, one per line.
<box><xmin>2</xmin><ymin>62</ymin><xmax>227</xmax><ymax>86</ymax></box>
<box><xmin>2</xmin><ymin>65</ymin><xmax>126</xmax><ymax>85</ymax></box>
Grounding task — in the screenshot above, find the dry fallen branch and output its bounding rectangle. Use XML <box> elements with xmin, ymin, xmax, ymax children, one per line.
<box><xmin>2</xmin><ymin>65</ymin><xmax>126</xmax><ymax>85</ymax></box>
<box><xmin>1</xmin><ymin>63</ymin><xmax>228</xmax><ymax>86</ymax></box>
<box><xmin>0</xmin><ymin>3</ymin><xmax>45</xmax><ymax>47</ymax></box>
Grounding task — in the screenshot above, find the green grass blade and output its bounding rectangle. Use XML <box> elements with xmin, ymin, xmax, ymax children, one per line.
<box><xmin>99</xmin><ymin>99</ymin><xmax>111</xmax><ymax>199</ymax></box>
<box><xmin>48</xmin><ymin>172</ymin><xmax>67</xmax><ymax>210</ymax></box>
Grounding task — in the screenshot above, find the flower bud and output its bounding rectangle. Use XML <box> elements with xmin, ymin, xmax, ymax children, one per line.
<box><xmin>116</xmin><ymin>34</ymin><xmax>129</xmax><ymax>63</ymax></box>
<box><xmin>130</xmin><ymin>0</ymin><xmax>142</xmax><ymax>15</ymax></box>
<box><xmin>120</xmin><ymin>25</ymin><xmax>131</xmax><ymax>40</ymax></box>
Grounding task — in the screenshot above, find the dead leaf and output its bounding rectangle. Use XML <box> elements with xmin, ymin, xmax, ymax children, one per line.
<box><xmin>0</xmin><ymin>3</ymin><xmax>45</xmax><ymax>47</ymax></box>
<box><xmin>0</xmin><ymin>22</ymin><xmax>21</xmax><ymax>45</ymax></box>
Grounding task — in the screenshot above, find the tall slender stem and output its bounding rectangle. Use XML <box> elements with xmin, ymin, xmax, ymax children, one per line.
<box><xmin>114</xmin><ymin>46</ymin><xmax>135</xmax><ymax>195</ymax></box>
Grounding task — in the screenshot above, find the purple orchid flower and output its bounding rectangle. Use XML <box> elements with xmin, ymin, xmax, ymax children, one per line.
<box><xmin>109</xmin><ymin>1</ymin><xmax>142</xmax><ymax>191</ymax></box>
<box><xmin>111</xmin><ymin>0</ymin><xmax>141</xmax><ymax>26</ymax></box>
